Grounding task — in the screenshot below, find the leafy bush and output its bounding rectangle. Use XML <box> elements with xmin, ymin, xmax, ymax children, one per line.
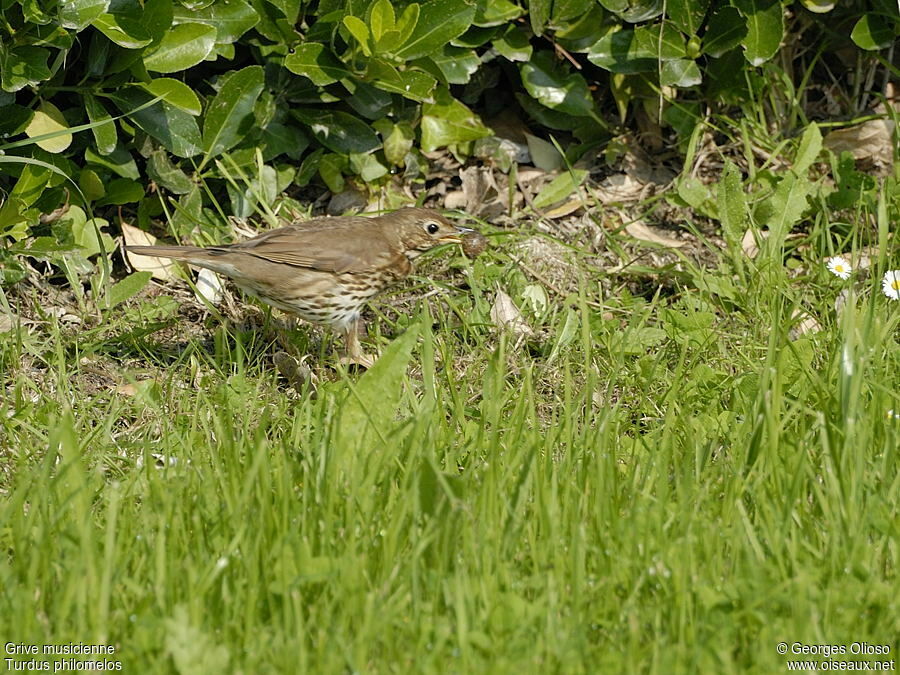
<box><xmin>0</xmin><ymin>0</ymin><xmax>896</xmax><ymax>284</ymax></box>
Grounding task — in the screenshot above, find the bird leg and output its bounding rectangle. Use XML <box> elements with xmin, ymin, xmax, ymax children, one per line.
<box><xmin>339</xmin><ymin>319</ymin><xmax>375</xmax><ymax>369</ymax></box>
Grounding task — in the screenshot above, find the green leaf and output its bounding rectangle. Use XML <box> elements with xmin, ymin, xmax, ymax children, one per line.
<box><xmin>10</xmin><ymin>165</ymin><xmax>51</xmax><ymax>209</ymax></box>
<box><xmin>703</xmin><ymin>6</ymin><xmax>747</xmax><ymax>57</ymax></box>
<box><xmin>551</xmin><ymin>0</ymin><xmax>595</xmax><ymax>23</ymax></box>
<box><xmin>733</xmin><ymin>0</ymin><xmax>783</xmax><ymax>66</ymax></box>
<box><xmin>421</xmin><ymin>88</ymin><xmax>492</xmax><ymax>151</ymax></box>
<box><xmin>318</xmin><ymin>154</ymin><xmax>346</xmax><ymax>193</ymax></box>
<box><xmin>147</xmin><ymin>150</ymin><xmax>194</xmax><ymax>193</ymax></box>
<box><xmin>172</xmin><ymin>0</ymin><xmax>258</xmax><ymax>43</ymax></box>
<box><xmin>97</xmin><ymin>178</ymin><xmax>145</xmax><ymax>205</ymax></box>
<box><xmin>368</xmin><ymin>62</ymin><xmax>438</xmax><ymax>101</ymax></box>
<box><xmin>337</xmin><ymin>319</ymin><xmax>421</xmax><ymax>449</ymax></box>
<box><xmin>24</xmin><ymin>102</ymin><xmax>72</xmax><ymax>154</ymax></box>
<box><xmin>660</xmin><ymin>59</ymin><xmax>702</xmax><ymax>88</ymax></box>
<box><xmin>349</xmin><ymin>153</ymin><xmax>389</xmax><ymax>182</ymax></box>
<box><xmin>533</xmin><ymin>170</ymin><xmax>588</xmax><ymax>209</ymax></box>
<box><xmin>266</xmin><ymin>0</ymin><xmax>302</xmax><ymax>24</ymax></box>
<box><xmin>0</xmin><ymin>197</ymin><xmax>29</xmax><ymax>241</ymax></box>
<box><xmin>139</xmin><ymin>78</ymin><xmax>202</xmax><ymax>115</ymax></box>
<box><xmin>111</xmin><ymin>90</ymin><xmax>202</xmax><ymax>158</ymax></box>
<box><xmin>588</xmin><ymin>24</ymin><xmax>686</xmax><ymax>73</ymax></box>
<box><xmin>793</xmin><ymin>123</ymin><xmax>822</xmax><ymax>175</ymax></box>
<box><xmin>292</xmin><ymin>109</ymin><xmax>380</xmax><ymax>154</ymax></box>
<box><xmin>201</xmin><ymin>66</ymin><xmax>265</xmax><ymax>167</ymax></box>
<box><xmin>0</xmin><ymin>105</ymin><xmax>33</xmax><ymax>137</ymax></box>
<box><xmin>717</xmin><ymin>161</ymin><xmax>745</xmax><ymax>254</ymax></box>
<box><xmin>0</xmin><ymin>47</ymin><xmax>52</xmax><ymax>93</ymax></box>
<box><xmin>382</xmin><ymin>121</ymin><xmax>415</xmax><ymax>166</ymax></box>
<box><xmin>92</xmin><ymin>12</ymin><xmax>152</xmax><ymax>49</ymax></box>
<box><xmin>850</xmin><ymin>15</ymin><xmax>895</xmax><ymax>51</ymax></box>
<box><xmin>59</xmin><ymin>0</ymin><xmax>110</xmax><ymax>30</ymax></box>
<box><xmin>395</xmin><ymin>3</ymin><xmax>421</xmax><ymax>46</ymax></box>
<box><xmin>757</xmin><ymin>173</ymin><xmax>810</xmax><ymax>251</ymax></box>
<box><xmin>676</xmin><ymin>175</ymin><xmax>717</xmax><ymax>219</ymax></box>
<box><xmin>529</xmin><ymin>0</ymin><xmax>550</xmax><ymax>34</ymax></box>
<box><xmin>493</xmin><ymin>25</ymin><xmax>533</xmax><ymax>61</ymax></box>
<box><xmin>84</xmin><ymin>93</ymin><xmax>117</xmax><ymax>155</ymax></box>
<box><xmin>143</xmin><ymin>0</ymin><xmax>176</xmax><ymax>42</ymax></box>
<box><xmin>598</xmin><ymin>0</ymin><xmax>663</xmax><ymax>22</ymax></box>
<box><xmin>369</xmin><ymin>0</ymin><xmax>396</xmax><ymax>41</ymax></box>
<box><xmin>260</xmin><ymin>123</ymin><xmax>309</xmax><ymax>161</ymax></box>
<box><xmin>62</xmin><ymin>207</ymin><xmax>114</xmax><ymax>257</ymax></box>
<box><xmin>799</xmin><ymin>0</ymin><xmax>835</xmax><ymax>13</ymax></box>
<box><xmin>395</xmin><ymin>0</ymin><xmax>476</xmax><ymax>60</ymax></box>
<box><xmin>79</xmin><ymin>169</ymin><xmax>106</xmax><ymax>200</ymax></box>
<box><xmin>426</xmin><ymin>47</ymin><xmax>481</xmax><ymax>85</ymax></box>
<box><xmin>284</xmin><ymin>44</ymin><xmax>350</xmax><ymax>85</ymax></box>
<box><xmin>474</xmin><ymin>0</ymin><xmax>524</xmax><ymax>26</ymax></box>
<box><xmin>343</xmin><ymin>16</ymin><xmax>372</xmax><ymax>56</ymax></box>
<box><xmin>343</xmin><ymin>81</ymin><xmax>393</xmax><ymax>119</ymax></box>
<box><xmin>85</xmin><ymin>144</ymin><xmax>140</xmax><ymax>179</ymax></box>
<box><xmin>667</xmin><ymin>0</ymin><xmax>708</xmax><ymax>35</ymax></box>
<box><xmin>106</xmin><ymin>271</ymin><xmax>152</xmax><ymax>309</ymax></box>
<box><xmin>143</xmin><ymin>23</ymin><xmax>217</xmax><ymax>73</ymax></box>
<box><xmin>520</xmin><ymin>51</ymin><xmax>595</xmax><ymax>117</ymax></box>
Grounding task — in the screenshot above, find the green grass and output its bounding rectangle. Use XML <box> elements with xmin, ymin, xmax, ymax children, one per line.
<box><xmin>1</xmin><ymin>182</ymin><xmax>899</xmax><ymax>672</ymax></box>
<box><xmin>0</xmin><ymin>220</ymin><xmax>900</xmax><ymax>673</ymax></box>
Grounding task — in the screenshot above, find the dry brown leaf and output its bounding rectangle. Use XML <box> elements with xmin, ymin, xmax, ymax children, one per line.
<box><xmin>595</xmin><ymin>173</ymin><xmax>645</xmax><ymax>203</ymax></box>
<box><xmin>791</xmin><ymin>310</ymin><xmax>822</xmax><ymax>338</ymax></box>
<box><xmin>543</xmin><ymin>199</ymin><xmax>584</xmax><ymax>219</ymax></box>
<box><xmin>461</xmin><ymin>166</ymin><xmax>500</xmax><ymax>216</ymax></box>
<box><xmin>116</xmin><ymin>382</ymin><xmax>139</xmax><ymax>396</ymax></box>
<box><xmin>823</xmin><ymin>119</ymin><xmax>894</xmax><ymax>165</ymax></box>
<box><xmin>443</xmin><ymin>190</ymin><xmax>468</xmax><ymax>210</ymax></box>
<box><xmin>0</xmin><ymin>311</ymin><xmax>17</xmax><ymax>333</ymax></box>
<box><xmin>625</xmin><ymin>220</ymin><xmax>685</xmax><ymax>248</ymax></box>
<box><xmin>122</xmin><ymin>222</ymin><xmax>179</xmax><ymax>281</ymax></box>
<box><xmin>741</xmin><ymin>228</ymin><xmax>770</xmax><ymax>258</ymax></box>
<box><xmin>490</xmin><ymin>289</ymin><xmax>532</xmax><ymax>339</ymax></box>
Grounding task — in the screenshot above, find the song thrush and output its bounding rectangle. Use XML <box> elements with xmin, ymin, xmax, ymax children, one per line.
<box><xmin>125</xmin><ymin>208</ymin><xmax>471</xmax><ymax>366</ymax></box>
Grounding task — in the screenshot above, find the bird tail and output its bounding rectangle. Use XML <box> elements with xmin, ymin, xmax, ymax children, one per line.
<box><xmin>124</xmin><ymin>245</ymin><xmax>210</xmax><ymax>260</ymax></box>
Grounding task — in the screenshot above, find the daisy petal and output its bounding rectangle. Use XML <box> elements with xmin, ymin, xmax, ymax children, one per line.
<box><xmin>826</xmin><ymin>256</ymin><xmax>852</xmax><ymax>280</ymax></box>
<box><xmin>882</xmin><ymin>270</ymin><xmax>900</xmax><ymax>300</ymax></box>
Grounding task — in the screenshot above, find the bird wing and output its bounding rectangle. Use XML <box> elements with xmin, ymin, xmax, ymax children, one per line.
<box><xmin>218</xmin><ymin>221</ymin><xmax>396</xmax><ymax>274</ymax></box>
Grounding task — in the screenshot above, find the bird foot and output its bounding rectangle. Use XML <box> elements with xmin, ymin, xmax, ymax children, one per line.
<box><xmin>339</xmin><ymin>352</ymin><xmax>376</xmax><ymax>370</ymax></box>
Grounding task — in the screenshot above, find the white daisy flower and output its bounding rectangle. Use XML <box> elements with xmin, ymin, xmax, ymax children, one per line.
<box><xmin>882</xmin><ymin>270</ymin><xmax>900</xmax><ymax>300</ymax></box>
<box><xmin>826</xmin><ymin>256</ymin><xmax>852</xmax><ymax>280</ymax></box>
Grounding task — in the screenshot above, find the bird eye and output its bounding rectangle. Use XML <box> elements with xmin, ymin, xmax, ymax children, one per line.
<box><xmin>424</xmin><ymin>222</ymin><xmax>440</xmax><ymax>235</ymax></box>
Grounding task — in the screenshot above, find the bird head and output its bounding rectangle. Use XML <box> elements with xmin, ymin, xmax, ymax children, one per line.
<box><xmin>388</xmin><ymin>208</ymin><xmax>473</xmax><ymax>259</ymax></box>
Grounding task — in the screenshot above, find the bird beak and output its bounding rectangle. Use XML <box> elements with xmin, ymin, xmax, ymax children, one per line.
<box><xmin>439</xmin><ymin>226</ymin><xmax>474</xmax><ymax>244</ymax></box>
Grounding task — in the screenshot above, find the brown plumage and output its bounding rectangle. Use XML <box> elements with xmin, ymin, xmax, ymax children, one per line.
<box><xmin>125</xmin><ymin>207</ymin><xmax>470</xmax><ymax>365</ymax></box>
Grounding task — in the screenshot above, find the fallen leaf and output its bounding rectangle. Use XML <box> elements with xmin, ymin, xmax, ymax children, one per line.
<box><xmin>195</xmin><ymin>268</ymin><xmax>224</xmax><ymax>305</ymax></box>
<box><xmin>741</xmin><ymin>228</ymin><xmax>769</xmax><ymax>258</ymax></box>
<box><xmin>595</xmin><ymin>173</ymin><xmax>646</xmax><ymax>203</ymax></box>
<box><xmin>490</xmin><ymin>289</ymin><xmax>532</xmax><ymax>339</ymax></box>
<box><xmin>443</xmin><ymin>190</ymin><xmax>468</xmax><ymax>210</ymax></box>
<box><xmin>122</xmin><ymin>222</ymin><xmax>179</xmax><ymax>281</ymax></box>
<box><xmin>0</xmin><ymin>311</ymin><xmax>17</xmax><ymax>333</ymax></box>
<box><xmin>824</xmin><ymin>119</ymin><xmax>894</xmax><ymax>165</ymax></box>
<box><xmin>543</xmin><ymin>199</ymin><xmax>584</xmax><ymax>219</ymax></box>
<box><xmin>625</xmin><ymin>220</ymin><xmax>685</xmax><ymax>248</ymax></box>
<box><xmin>791</xmin><ymin>310</ymin><xmax>821</xmax><ymax>337</ymax></box>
